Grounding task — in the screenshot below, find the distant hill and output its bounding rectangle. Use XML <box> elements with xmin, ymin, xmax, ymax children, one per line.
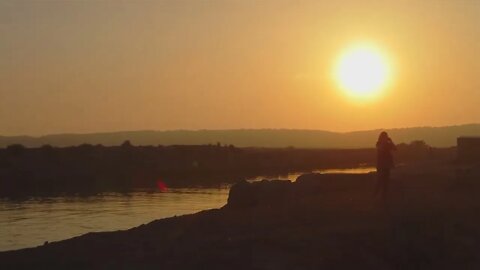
<box><xmin>1</xmin><ymin>124</ymin><xmax>480</xmax><ymax>148</ymax></box>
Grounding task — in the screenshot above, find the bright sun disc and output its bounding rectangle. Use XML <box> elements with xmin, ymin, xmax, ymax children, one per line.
<box><xmin>335</xmin><ymin>44</ymin><xmax>390</xmax><ymax>99</ymax></box>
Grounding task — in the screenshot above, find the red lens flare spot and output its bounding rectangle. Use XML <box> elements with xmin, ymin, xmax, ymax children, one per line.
<box><xmin>156</xmin><ymin>180</ymin><xmax>168</xmax><ymax>192</ymax></box>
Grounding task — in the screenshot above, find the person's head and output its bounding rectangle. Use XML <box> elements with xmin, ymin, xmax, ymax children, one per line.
<box><xmin>378</xmin><ymin>131</ymin><xmax>389</xmax><ymax>142</ymax></box>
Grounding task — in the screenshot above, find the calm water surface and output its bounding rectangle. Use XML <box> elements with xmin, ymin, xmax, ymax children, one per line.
<box><xmin>247</xmin><ymin>166</ymin><xmax>375</xmax><ymax>182</ymax></box>
<box><xmin>0</xmin><ymin>188</ymin><xmax>229</xmax><ymax>251</ymax></box>
<box><xmin>0</xmin><ymin>167</ymin><xmax>375</xmax><ymax>251</ymax></box>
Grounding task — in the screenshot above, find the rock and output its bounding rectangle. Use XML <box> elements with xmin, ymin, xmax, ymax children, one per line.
<box><xmin>226</xmin><ymin>180</ymin><xmax>292</xmax><ymax>209</ymax></box>
<box><xmin>226</xmin><ymin>180</ymin><xmax>257</xmax><ymax>208</ymax></box>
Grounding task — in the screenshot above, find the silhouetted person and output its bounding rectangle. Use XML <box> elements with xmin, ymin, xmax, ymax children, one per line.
<box><xmin>375</xmin><ymin>131</ymin><xmax>396</xmax><ymax>202</ymax></box>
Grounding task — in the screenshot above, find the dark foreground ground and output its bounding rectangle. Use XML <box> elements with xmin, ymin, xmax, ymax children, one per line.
<box><xmin>1</xmin><ymin>162</ymin><xmax>480</xmax><ymax>269</ymax></box>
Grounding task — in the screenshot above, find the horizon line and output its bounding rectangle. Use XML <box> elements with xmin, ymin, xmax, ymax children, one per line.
<box><xmin>2</xmin><ymin>122</ymin><xmax>480</xmax><ymax>138</ymax></box>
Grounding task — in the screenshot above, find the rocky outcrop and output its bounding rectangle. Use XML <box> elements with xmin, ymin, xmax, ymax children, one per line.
<box><xmin>226</xmin><ymin>180</ymin><xmax>293</xmax><ymax>209</ymax></box>
<box><xmin>226</xmin><ymin>173</ymin><xmax>376</xmax><ymax>209</ymax></box>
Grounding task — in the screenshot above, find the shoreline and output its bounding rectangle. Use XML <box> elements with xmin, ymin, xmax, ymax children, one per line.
<box><xmin>2</xmin><ymin>165</ymin><xmax>479</xmax><ymax>269</ymax></box>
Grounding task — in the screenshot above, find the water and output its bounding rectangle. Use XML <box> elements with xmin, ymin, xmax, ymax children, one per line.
<box><xmin>0</xmin><ymin>167</ymin><xmax>375</xmax><ymax>252</ymax></box>
<box><xmin>247</xmin><ymin>166</ymin><xmax>376</xmax><ymax>182</ymax></box>
<box><xmin>0</xmin><ymin>188</ymin><xmax>229</xmax><ymax>251</ymax></box>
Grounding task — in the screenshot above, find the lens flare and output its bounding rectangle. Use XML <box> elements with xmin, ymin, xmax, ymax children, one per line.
<box><xmin>156</xmin><ymin>179</ymin><xmax>168</xmax><ymax>192</ymax></box>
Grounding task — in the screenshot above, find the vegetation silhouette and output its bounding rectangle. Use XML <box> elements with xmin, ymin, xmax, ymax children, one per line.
<box><xmin>0</xmin><ymin>140</ymin><xmax>452</xmax><ymax>197</ymax></box>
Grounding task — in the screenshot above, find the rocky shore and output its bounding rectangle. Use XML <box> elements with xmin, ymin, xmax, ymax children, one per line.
<box><xmin>1</xmin><ymin>169</ymin><xmax>480</xmax><ymax>269</ymax></box>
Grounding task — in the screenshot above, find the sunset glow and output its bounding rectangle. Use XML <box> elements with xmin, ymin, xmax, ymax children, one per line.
<box><xmin>1</xmin><ymin>1</ymin><xmax>479</xmax><ymax>134</ymax></box>
<box><xmin>2</xmin><ymin>1</ymin><xmax>480</xmax><ymax>266</ymax></box>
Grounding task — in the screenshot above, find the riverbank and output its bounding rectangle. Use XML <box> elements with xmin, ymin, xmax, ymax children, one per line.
<box><xmin>0</xmin><ymin>143</ymin><xmax>450</xmax><ymax>197</ymax></box>
<box><xmin>1</xmin><ymin>164</ymin><xmax>479</xmax><ymax>269</ymax></box>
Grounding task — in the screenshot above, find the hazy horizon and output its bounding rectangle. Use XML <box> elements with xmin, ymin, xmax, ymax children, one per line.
<box><xmin>2</xmin><ymin>0</ymin><xmax>480</xmax><ymax>136</ymax></box>
<box><xmin>2</xmin><ymin>123</ymin><xmax>480</xmax><ymax>149</ymax></box>
<box><xmin>0</xmin><ymin>123</ymin><xmax>480</xmax><ymax>138</ymax></box>
<box><xmin>2</xmin><ymin>122</ymin><xmax>480</xmax><ymax>138</ymax></box>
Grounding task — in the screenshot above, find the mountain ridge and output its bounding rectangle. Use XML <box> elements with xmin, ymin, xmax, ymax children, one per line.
<box><xmin>1</xmin><ymin>124</ymin><xmax>480</xmax><ymax>148</ymax></box>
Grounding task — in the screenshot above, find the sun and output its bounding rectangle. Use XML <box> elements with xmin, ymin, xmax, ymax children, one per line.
<box><xmin>335</xmin><ymin>44</ymin><xmax>390</xmax><ymax>99</ymax></box>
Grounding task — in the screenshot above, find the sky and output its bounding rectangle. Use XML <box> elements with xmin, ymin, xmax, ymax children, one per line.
<box><xmin>1</xmin><ymin>0</ymin><xmax>479</xmax><ymax>136</ymax></box>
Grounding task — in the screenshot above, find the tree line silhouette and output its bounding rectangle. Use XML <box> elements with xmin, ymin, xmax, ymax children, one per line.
<box><xmin>0</xmin><ymin>140</ymin><xmax>453</xmax><ymax>197</ymax></box>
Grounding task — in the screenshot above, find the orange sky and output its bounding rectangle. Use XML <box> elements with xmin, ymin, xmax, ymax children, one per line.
<box><xmin>1</xmin><ymin>0</ymin><xmax>479</xmax><ymax>136</ymax></box>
